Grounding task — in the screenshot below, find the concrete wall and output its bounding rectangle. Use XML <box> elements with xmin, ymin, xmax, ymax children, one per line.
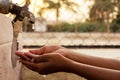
<box><xmin>21</xmin><ymin>32</ymin><xmax>120</xmax><ymax>46</ymax></box>
<box><xmin>0</xmin><ymin>13</ymin><xmax>21</xmax><ymax>80</ymax></box>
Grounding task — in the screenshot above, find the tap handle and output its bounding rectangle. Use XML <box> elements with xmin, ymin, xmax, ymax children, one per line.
<box><xmin>9</xmin><ymin>1</ymin><xmax>35</xmax><ymax>24</ymax></box>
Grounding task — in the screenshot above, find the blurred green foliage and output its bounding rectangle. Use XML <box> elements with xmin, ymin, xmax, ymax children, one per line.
<box><xmin>24</xmin><ymin>0</ymin><xmax>120</xmax><ymax>33</ymax></box>
<box><xmin>89</xmin><ymin>0</ymin><xmax>120</xmax><ymax>33</ymax></box>
<box><xmin>46</xmin><ymin>0</ymin><xmax>120</xmax><ymax>33</ymax></box>
<box><xmin>47</xmin><ymin>22</ymin><xmax>74</xmax><ymax>32</ymax></box>
<box><xmin>110</xmin><ymin>14</ymin><xmax>120</xmax><ymax>33</ymax></box>
<box><xmin>47</xmin><ymin>21</ymin><xmax>106</xmax><ymax>32</ymax></box>
<box><xmin>77</xmin><ymin>22</ymin><xmax>106</xmax><ymax>32</ymax></box>
<box><xmin>110</xmin><ymin>0</ymin><xmax>120</xmax><ymax>33</ymax></box>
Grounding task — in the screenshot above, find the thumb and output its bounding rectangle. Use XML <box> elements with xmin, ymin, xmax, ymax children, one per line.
<box><xmin>29</xmin><ymin>49</ymin><xmax>40</xmax><ymax>54</ymax></box>
<box><xmin>29</xmin><ymin>46</ymin><xmax>46</xmax><ymax>55</ymax></box>
<box><xmin>29</xmin><ymin>48</ymin><xmax>44</xmax><ymax>55</ymax></box>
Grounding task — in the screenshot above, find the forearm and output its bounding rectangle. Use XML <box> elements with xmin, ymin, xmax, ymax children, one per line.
<box><xmin>63</xmin><ymin>50</ymin><xmax>120</xmax><ymax>70</ymax></box>
<box><xmin>69</xmin><ymin>61</ymin><xmax>120</xmax><ymax>80</ymax></box>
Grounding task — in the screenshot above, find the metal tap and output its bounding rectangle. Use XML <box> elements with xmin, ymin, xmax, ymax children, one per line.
<box><xmin>0</xmin><ymin>0</ymin><xmax>35</xmax><ymax>68</ymax></box>
<box><xmin>9</xmin><ymin>1</ymin><xmax>35</xmax><ymax>24</ymax></box>
<box><xmin>10</xmin><ymin>0</ymin><xmax>35</xmax><ymax>68</ymax></box>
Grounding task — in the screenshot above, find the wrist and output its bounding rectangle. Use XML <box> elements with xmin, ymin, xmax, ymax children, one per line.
<box><xmin>62</xmin><ymin>58</ymin><xmax>77</xmax><ymax>73</ymax></box>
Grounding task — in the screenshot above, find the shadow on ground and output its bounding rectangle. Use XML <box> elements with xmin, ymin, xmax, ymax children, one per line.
<box><xmin>22</xmin><ymin>66</ymin><xmax>86</xmax><ymax>80</ymax></box>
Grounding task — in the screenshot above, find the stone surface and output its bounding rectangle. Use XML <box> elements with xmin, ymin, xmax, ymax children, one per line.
<box><xmin>21</xmin><ymin>32</ymin><xmax>120</xmax><ymax>46</ymax></box>
<box><xmin>0</xmin><ymin>14</ymin><xmax>13</xmax><ymax>44</ymax></box>
<box><xmin>0</xmin><ymin>13</ymin><xmax>21</xmax><ymax>80</ymax></box>
<box><xmin>22</xmin><ymin>66</ymin><xmax>87</xmax><ymax>80</ymax></box>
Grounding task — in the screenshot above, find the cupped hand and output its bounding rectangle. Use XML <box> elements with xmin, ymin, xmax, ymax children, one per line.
<box><xmin>29</xmin><ymin>45</ymin><xmax>76</xmax><ymax>58</ymax></box>
<box><xmin>20</xmin><ymin>53</ymin><xmax>74</xmax><ymax>75</ymax></box>
<box><xmin>16</xmin><ymin>45</ymin><xmax>78</xmax><ymax>62</ymax></box>
<box><xmin>29</xmin><ymin>45</ymin><xmax>63</xmax><ymax>55</ymax></box>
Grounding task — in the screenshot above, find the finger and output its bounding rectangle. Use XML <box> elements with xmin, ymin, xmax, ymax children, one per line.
<box><xmin>20</xmin><ymin>59</ymin><xmax>48</xmax><ymax>72</ymax></box>
<box><xmin>20</xmin><ymin>59</ymin><xmax>35</xmax><ymax>66</ymax></box>
<box><xmin>20</xmin><ymin>59</ymin><xmax>37</xmax><ymax>71</ymax></box>
<box><xmin>29</xmin><ymin>50</ymin><xmax>38</xmax><ymax>54</ymax></box>
<box><xmin>24</xmin><ymin>52</ymin><xmax>40</xmax><ymax>62</ymax></box>
<box><xmin>29</xmin><ymin>47</ymin><xmax>44</xmax><ymax>55</ymax></box>
<box><xmin>24</xmin><ymin>52</ymin><xmax>39</xmax><ymax>59</ymax></box>
<box><xmin>15</xmin><ymin>51</ymin><xmax>23</xmax><ymax>56</ymax></box>
<box><xmin>43</xmin><ymin>45</ymin><xmax>62</xmax><ymax>53</ymax></box>
<box><xmin>29</xmin><ymin>45</ymin><xmax>62</xmax><ymax>55</ymax></box>
<box><xmin>34</xmin><ymin>54</ymin><xmax>50</xmax><ymax>63</ymax></box>
<box><xmin>16</xmin><ymin>51</ymin><xmax>31</xmax><ymax>61</ymax></box>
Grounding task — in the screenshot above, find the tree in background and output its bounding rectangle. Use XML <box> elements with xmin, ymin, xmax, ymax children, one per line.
<box><xmin>38</xmin><ymin>0</ymin><xmax>79</xmax><ymax>23</ymax></box>
<box><xmin>110</xmin><ymin>0</ymin><xmax>120</xmax><ymax>33</ymax></box>
<box><xmin>89</xmin><ymin>0</ymin><xmax>117</xmax><ymax>33</ymax></box>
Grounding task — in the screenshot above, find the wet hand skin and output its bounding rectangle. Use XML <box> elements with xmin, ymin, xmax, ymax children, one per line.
<box><xmin>16</xmin><ymin>45</ymin><xmax>120</xmax><ymax>80</ymax></box>
<box><xmin>16</xmin><ymin>51</ymin><xmax>39</xmax><ymax>61</ymax></box>
<box><xmin>16</xmin><ymin>51</ymin><xmax>73</xmax><ymax>75</ymax></box>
